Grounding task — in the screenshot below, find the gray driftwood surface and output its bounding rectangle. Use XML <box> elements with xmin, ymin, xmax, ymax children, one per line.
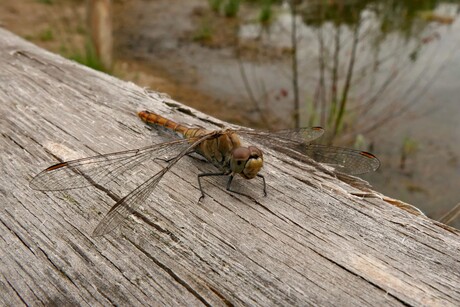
<box><xmin>0</xmin><ymin>28</ymin><xmax>459</xmax><ymax>306</ymax></box>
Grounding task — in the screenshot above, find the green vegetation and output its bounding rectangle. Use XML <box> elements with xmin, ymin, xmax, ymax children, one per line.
<box><xmin>38</xmin><ymin>28</ymin><xmax>54</xmax><ymax>41</ymax></box>
<box><xmin>223</xmin><ymin>0</ymin><xmax>240</xmax><ymax>17</ymax></box>
<box><xmin>208</xmin><ymin>0</ymin><xmax>241</xmax><ymax>17</ymax></box>
<box><xmin>68</xmin><ymin>41</ymin><xmax>109</xmax><ymax>73</ymax></box>
<box><xmin>75</xmin><ymin>25</ymin><xmax>86</xmax><ymax>35</ymax></box>
<box><xmin>208</xmin><ymin>0</ymin><xmax>279</xmax><ymax>19</ymax></box>
<box><xmin>400</xmin><ymin>136</ymin><xmax>419</xmax><ymax>170</ymax></box>
<box><xmin>36</xmin><ymin>0</ymin><xmax>54</xmax><ymax>4</ymax></box>
<box><xmin>208</xmin><ymin>0</ymin><xmax>224</xmax><ymax>13</ymax></box>
<box><xmin>258</xmin><ymin>0</ymin><xmax>274</xmax><ymax>25</ymax></box>
<box><xmin>193</xmin><ymin>19</ymin><xmax>214</xmax><ymax>42</ymax></box>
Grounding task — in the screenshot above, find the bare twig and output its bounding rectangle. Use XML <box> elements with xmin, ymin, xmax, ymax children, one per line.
<box><xmin>328</xmin><ymin>23</ymin><xmax>341</xmax><ymax>128</ymax></box>
<box><xmin>332</xmin><ymin>16</ymin><xmax>361</xmax><ymax>140</ymax></box>
<box><xmin>289</xmin><ymin>1</ymin><xmax>300</xmax><ymax>129</ymax></box>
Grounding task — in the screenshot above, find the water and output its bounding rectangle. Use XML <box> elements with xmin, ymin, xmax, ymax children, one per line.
<box><xmin>116</xmin><ymin>0</ymin><xmax>460</xmax><ymax>228</ymax></box>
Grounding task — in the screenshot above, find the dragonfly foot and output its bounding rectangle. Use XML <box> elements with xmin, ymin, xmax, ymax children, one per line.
<box><xmin>257</xmin><ymin>174</ymin><xmax>267</xmax><ymax>197</ymax></box>
<box><xmin>197</xmin><ymin>171</ymin><xmax>228</xmax><ymax>202</ymax></box>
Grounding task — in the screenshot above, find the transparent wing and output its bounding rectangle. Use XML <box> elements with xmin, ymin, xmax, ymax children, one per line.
<box><xmin>30</xmin><ymin>138</ymin><xmax>198</xmax><ymax>191</ymax></box>
<box><xmin>234</xmin><ymin>127</ymin><xmax>378</xmax><ymax>175</ymax></box>
<box><xmin>236</xmin><ymin>127</ymin><xmax>325</xmax><ymax>145</ymax></box>
<box><xmin>300</xmin><ymin>144</ymin><xmax>380</xmax><ymax>175</ymax></box>
<box><xmin>92</xmin><ymin>133</ymin><xmax>216</xmax><ymax>236</ymax></box>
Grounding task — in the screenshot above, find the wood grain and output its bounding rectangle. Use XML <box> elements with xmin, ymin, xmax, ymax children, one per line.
<box><xmin>0</xmin><ymin>28</ymin><xmax>459</xmax><ymax>306</ymax></box>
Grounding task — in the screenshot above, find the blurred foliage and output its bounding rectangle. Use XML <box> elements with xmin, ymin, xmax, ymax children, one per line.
<box><xmin>224</xmin><ymin>0</ymin><xmax>241</xmax><ymax>17</ymax></box>
<box><xmin>258</xmin><ymin>0</ymin><xmax>275</xmax><ymax>24</ymax></box>
<box><xmin>36</xmin><ymin>0</ymin><xmax>54</xmax><ymax>4</ymax></box>
<box><xmin>39</xmin><ymin>28</ymin><xmax>54</xmax><ymax>41</ymax></box>
<box><xmin>69</xmin><ymin>41</ymin><xmax>109</xmax><ymax>73</ymax></box>
<box><xmin>208</xmin><ymin>0</ymin><xmax>224</xmax><ymax>13</ymax></box>
<box><xmin>400</xmin><ymin>136</ymin><xmax>419</xmax><ymax>170</ymax></box>
<box><xmin>206</xmin><ymin>0</ymin><xmax>445</xmax><ymax>41</ymax></box>
<box><xmin>208</xmin><ymin>0</ymin><xmax>282</xmax><ymax>19</ymax></box>
<box><xmin>301</xmin><ymin>0</ymin><xmax>440</xmax><ymax>39</ymax></box>
<box><xmin>208</xmin><ymin>0</ymin><xmax>241</xmax><ymax>17</ymax></box>
<box><xmin>193</xmin><ymin>19</ymin><xmax>214</xmax><ymax>42</ymax></box>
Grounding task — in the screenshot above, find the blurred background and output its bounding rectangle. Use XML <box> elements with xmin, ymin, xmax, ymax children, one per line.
<box><xmin>1</xmin><ymin>0</ymin><xmax>459</xmax><ymax>228</ymax></box>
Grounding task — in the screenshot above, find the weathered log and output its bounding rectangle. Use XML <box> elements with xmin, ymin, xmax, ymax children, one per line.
<box><xmin>0</xmin><ymin>28</ymin><xmax>459</xmax><ymax>306</ymax></box>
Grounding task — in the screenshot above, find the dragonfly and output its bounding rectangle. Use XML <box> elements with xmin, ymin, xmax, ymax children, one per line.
<box><xmin>30</xmin><ymin>110</ymin><xmax>380</xmax><ymax>236</ymax></box>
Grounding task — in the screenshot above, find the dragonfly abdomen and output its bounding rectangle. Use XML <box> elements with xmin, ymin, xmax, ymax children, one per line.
<box><xmin>138</xmin><ymin>110</ymin><xmax>205</xmax><ymax>139</ymax></box>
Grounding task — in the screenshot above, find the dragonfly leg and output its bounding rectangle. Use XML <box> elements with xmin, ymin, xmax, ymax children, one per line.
<box><xmin>257</xmin><ymin>174</ymin><xmax>267</xmax><ymax>196</ymax></box>
<box><xmin>198</xmin><ymin>172</ymin><xmax>266</xmax><ymax>200</ymax></box>
<box><xmin>197</xmin><ymin>172</ymin><xmax>228</xmax><ymax>201</ymax></box>
<box><xmin>226</xmin><ymin>175</ymin><xmax>234</xmax><ymax>190</ymax></box>
<box><xmin>186</xmin><ymin>152</ymin><xmax>208</xmax><ymax>163</ymax></box>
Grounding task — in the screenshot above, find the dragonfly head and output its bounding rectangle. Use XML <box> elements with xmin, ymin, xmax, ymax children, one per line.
<box><xmin>230</xmin><ymin>146</ymin><xmax>263</xmax><ymax>179</ymax></box>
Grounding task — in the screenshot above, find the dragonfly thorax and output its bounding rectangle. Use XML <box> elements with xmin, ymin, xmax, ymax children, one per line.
<box><xmin>230</xmin><ymin>146</ymin><xmax>264</xmax><ymax>179</ymax></box>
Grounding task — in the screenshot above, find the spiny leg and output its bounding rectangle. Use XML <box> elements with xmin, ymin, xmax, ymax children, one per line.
<box><xmin>197</xmin><ymin>172</ymin><xmax>228</xmax><ymax>201</ymax></box>
<box><xmin>257</xmin><ymin>174</ymin><xmax>267</xmax><ymax>196</ymax></box>
<box><xmin>186</xmin><ymin>152</ymin><xmax>208</xmax><ymax>163</ymax></box>
<box><xmin>225</xmin><ymin>175</ymin><xmax>265</xmax><ymax>199</ymax></box>
<box><xmin>198</xmin><ymin>172</ymin><xmax>267</xmax><ymax>201</ymax></box>
<box><xmin>198</xmin><ymin>172</ymin><xmax>254</xmax><ymax>200</ymax></box>
<box><xmin>225</xmin><ymin>174</ymin><xmax>250</xmax><ymax>198</ymax></box>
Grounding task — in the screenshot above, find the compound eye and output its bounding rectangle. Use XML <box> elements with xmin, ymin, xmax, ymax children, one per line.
<box><xmin>232</xmin><ymin>147</ymin><xmax>250</xmax><ymax>160</ymax></box>
<box><xmin>248</xmin><ymin>146</ymin><xmax>262</xmax><ymax>158</ymax></box>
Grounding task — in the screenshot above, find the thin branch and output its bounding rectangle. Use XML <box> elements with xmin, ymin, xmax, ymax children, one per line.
<box><xmin>331</xmin><ymin>17</ymin><xmax>361</xmax><ymax>140</ymax></box>
<box><xmin>328</xmin><ymin>23</ymin><xmax>341</xmax><ymax>127</ymax></box>
<box><xmin>290</xmin><ymin>1</ymin><xmax>300</xmax><ymax>129</ymax></box>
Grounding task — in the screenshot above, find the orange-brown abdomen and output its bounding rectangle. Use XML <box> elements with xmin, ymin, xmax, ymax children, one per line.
<box><xmin>138</xmin><ymin>110</ymin><xmax>212</xmax><ymax>141</ymax></box>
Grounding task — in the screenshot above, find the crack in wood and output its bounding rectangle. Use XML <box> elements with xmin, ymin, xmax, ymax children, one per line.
<box><xmin>127</xmin><ymin>238</ymin><xmax>213</xmax><ymax>307</ymax></box>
